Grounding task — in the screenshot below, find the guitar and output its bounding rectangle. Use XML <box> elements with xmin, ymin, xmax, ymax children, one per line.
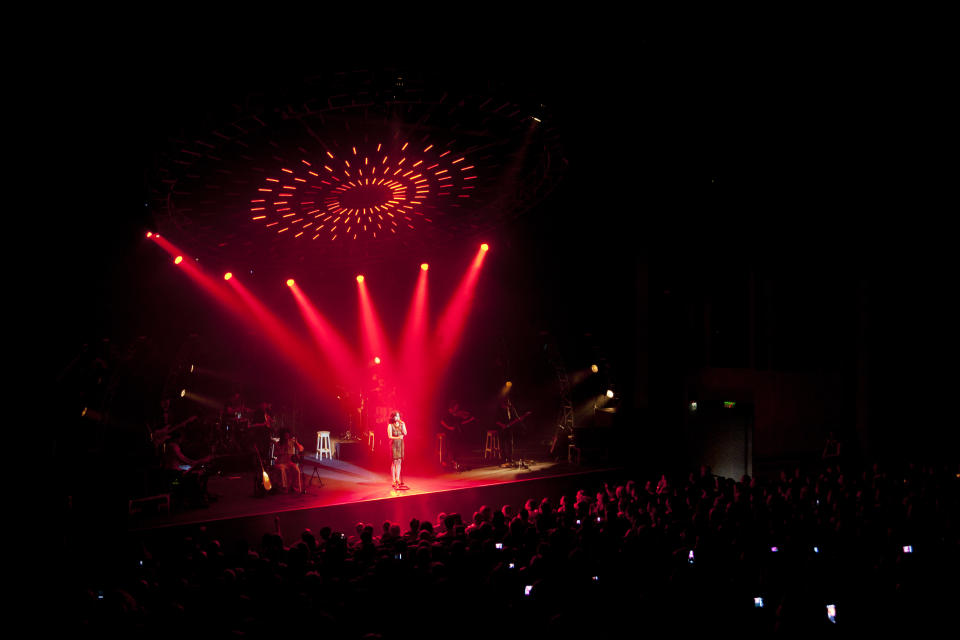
<box><xmin>149</xmin><ymin>415</ymin><xmax>198</xmax><ymax>446</ymax></box>
<box><xmin>441</xmin><ymin>411</ymin><xmax>475</xmax><ymax>436</ymax></box>
<box><xmin>495</xmin><ymin>411</ymin><xmax>532</xmax><ymax>431</ymax></box>
<box><xmin>549</xmin><ymin>425</ymin><xmax>571</xmax><ymax>457</ymax></box>
<box><xmin>289</xmin><ymin>438</ymin><xmax>305</xmax><ymax>465</ymax></box>
<box><xmin>254</xmin><ymin>445</ymin><xmax>272</xmax><ymax>492</ymax></box>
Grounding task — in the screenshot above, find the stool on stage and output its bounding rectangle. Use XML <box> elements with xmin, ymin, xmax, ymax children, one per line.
<box><xmin>568</xmin><ymin>444</ymin><xmax>581</xmax><ymax>465</ymax></box>
<box><xmin>316</xmin><ymin>431</ymin><xmax>333</xmax><ymax>460</ymax></box>
<box><xmin>484</xmin><ymin>430</ymin><xmax>502</xmax><ymax>460</ymax></box>
<box><xmin>367</xmin><ymin>430</ymin><xmax>376</xmax><ymax>452</ymax></box>
<box><xmin>436</xmin><ymin>432</ymin><xmax>446</xmax><ymax>464</ymax></box>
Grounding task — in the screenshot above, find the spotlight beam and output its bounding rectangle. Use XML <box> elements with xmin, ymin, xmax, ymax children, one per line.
<box><xmin>356</xmin><ymin>277</ymin><xmax>391</xmax><ymax>368</ymax></box>
<box><xmin>396</xmin><ymin>265</ymin><xmax>430</xmax><ymax>446</ymax></box>
<box><xmin>227</xmin><ymin>277</ymin><xmax>328</xmax><ymax>387</ymax></box>
<box><xmin>399</xmin><ymin>265</ymin><xmax>429</xmax><ymax>368</ymax></box>
<box><xmin>149</xmin><ymin>235</ymin><xmax>246</xmax><ymax>316</ymax></box>
<box><xmin>288</xmin><ymin>281</ymin><xmax>363</xmax><ymax>390</ymax></box>
<box><xmin>434</xmin><ymin>244</ymin><xmax>488</xmax><ymax>369</ymax></box>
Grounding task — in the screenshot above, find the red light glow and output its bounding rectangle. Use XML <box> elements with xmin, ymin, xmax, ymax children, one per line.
<box><xmin>421</xmin><ymin>263</ymin><xmax>429</xmax><ymax>271</ymax></box>
<box><xmin>357</xmin><ymin>274</ymin><xmax>389</xmax><ymax>366</ymax></box>
<box><xmin>174</xmin><ymin>255</ymin><xmax>184</xmax><ymax>264</ymax></box>
<box><xmin>154</xmin><ymin>231</ymin><xmax>489</xmax><ymax>473</ymax></box>
<box><xmin>435</xmin><ymin>245</ymin><xmax>488</xmax><ymax>369</ymax></box>
<box><xmin>287</xmin><ymin>281</ymin><xmax>363</xmax><ymax>391</ymax></box>
<box><xmin>150</xmin><ymin>235</ymin><xmax>247</xmax><ymax>318</ymax></box>
<box><xmin>228</xmin><ymin>277</ymin><xmax>330</xmax><ymax>392</ymax></box>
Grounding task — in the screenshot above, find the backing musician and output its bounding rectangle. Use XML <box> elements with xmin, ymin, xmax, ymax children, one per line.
<box><xmin>496</xmin><ymin>397</ymin><xmax>529</xmax><ymax>463</ymax></box>
<box><xmin>273</xmin><ymin>429</ymin><xmax>304</xmax><ymax>493</ymax></box>
<box><xmin>247</xmin><ymin>402</ymin><xmax>277</xmax><ymax>461</ymax></box>
<box><xmin>440</xmin><ymin>401</ymin><xmax>475</xmax><ymax>468</ymax></box>
<box><xmin>161</xmin><ymin>431</ymin><xmax>211</xmax><ymax>507</ymax></box>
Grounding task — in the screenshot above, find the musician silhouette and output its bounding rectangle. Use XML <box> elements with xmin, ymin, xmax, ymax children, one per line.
<box><xmin>498</xmin><ymin>397</ymin><xmax>520</xmax><ymax>462</ymax></box>
<box><xmin>273</xmin><ymin>429</ymin><xmax>304</xmax><ymax>493</ymax></box>
<box><xmin>160</xmin><ymin>431</ymin><xmax>210</xmax><ymax>507</ymax></box>
<box><xmin>440</xmin><ymin>401</ymin><xmax>474</xmax><ymax>467</ymax></box>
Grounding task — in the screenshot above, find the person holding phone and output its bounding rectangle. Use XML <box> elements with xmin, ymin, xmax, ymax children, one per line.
<box><xmin>387</xmin><ymin>411</ymin><xmax>408</xmax><ymax>489</ymax></box>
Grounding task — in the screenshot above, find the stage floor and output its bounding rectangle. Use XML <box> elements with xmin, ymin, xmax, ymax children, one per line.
<box><xmin>129</xmin><ymin>453</ymin><xmax>617</xmax><ymax>535</ymax></box>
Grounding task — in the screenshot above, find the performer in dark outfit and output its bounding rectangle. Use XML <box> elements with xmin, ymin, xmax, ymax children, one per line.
<box><xmin>387</xmin><ymin>411</ymin><xmax>408</xmax><ymax>489</ymax></box>
<box><xmin>160</xmin><ymin>431</ymin><xmax>211</xmax><ymax>507</ymax></box>
<box><xmin>498</xmin><ymin>397</ymin><xmax>519</xmax><ymax>462</ymax></box>
<box><xmin>440</xmin><ymin>401</ymin><xmax>475</xmax><ymax>468</ymax></box>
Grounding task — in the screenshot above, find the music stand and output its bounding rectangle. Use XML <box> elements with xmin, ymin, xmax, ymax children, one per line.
<box><xmin>300</xmin><ymin>457</ymin><xmax>323</xmax><ymax>494</ymax></box>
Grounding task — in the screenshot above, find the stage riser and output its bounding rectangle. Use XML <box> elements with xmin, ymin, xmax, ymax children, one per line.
<box><xmin>130</xmin><ymin>469</ymin><xmax>621</xmax><ymax>548</ymax></box>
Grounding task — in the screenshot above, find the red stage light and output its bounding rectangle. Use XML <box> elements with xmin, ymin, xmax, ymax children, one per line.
<box><xmin>356</xmin><ymin>275</ymin><xmax>364</xmax><ymax>283</ymax></box>
<box><xmin>480</xmin><ymin>243</ymin><xmax>489</xmax><ymax>251</ymax></box>
<box><xmin>224</xmin><ymin>272</ymin><xmax>233</xmax><ymax>281</ymax></box>
<box><xmin>374</xmin><ymin>356</ymin><xmax>381</xmax><ymax>364</ymax></box>
<box><xmin>146</xmin><ymin>231</ymin><xmax>153</xmax><ymax>238</ymax></box>
<box><xmin>421</xmin><ymin>263</ymin><xmax>429</xmax><ymax>271</ymax></box>
<box><xmin>286</xmin><ymin>279</ymin><xmax>295</xmax><ymax>287</ymax></box>
<box><xmin>174</xmin><ymin>256</ymin><xmax>183</xmax><ymax>265</ymax></box>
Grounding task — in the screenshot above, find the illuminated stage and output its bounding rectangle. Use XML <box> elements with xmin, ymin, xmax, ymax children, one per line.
<box><xmin>129</xmin><ymin>455</ymin><xmax>622</xmax><ymax>545</ymax></box>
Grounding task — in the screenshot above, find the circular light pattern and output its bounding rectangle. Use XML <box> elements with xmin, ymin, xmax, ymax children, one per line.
<box><xmin>286</xmin><ymin>278</ymin><xmax>295</xmax><ymax>287</ymax></box>
<box><xmin>174</xmin><ymin>255</ymin><xmax>183</xmax><ymax>265</ymax></box>
<box><xmin>421</xmin><ymin>263</ymin><xmax>429</xmax><ymax>271</ymax></box>
<box><xmin>249</xmin><ymin>141</ymin><xmax>476</xmax><ymax>242</ymax></box>
<box><xmin>356</xmin><ymin>275</ymin><xmax>364</xmax><ymax>283</ymax></box>
<box><xmin>150</xmin><ymin>71</ymin><xmax>566</xmax><ymax>273</ymax></box>
<box><xmin>224</xmin><ymin>272</ymin><xmax>233</xmax><ymax>280</ymax></box>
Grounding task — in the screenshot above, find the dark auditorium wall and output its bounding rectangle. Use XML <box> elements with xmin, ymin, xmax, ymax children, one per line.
<box><xmin>686</xmin><ymin>367</ymin><xmax>852</xmax><ymax>472</ymax></box>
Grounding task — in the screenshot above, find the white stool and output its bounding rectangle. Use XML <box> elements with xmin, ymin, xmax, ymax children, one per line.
<box><xmin>316</xmin><ymin>430</ymin><xmax>333</xmax><ymax>460</ymax></box>
<box><xmin>484</xmin><ymin>430</ymin><xmax>502</xmax><ymax>460</ymax></box>
<box><xmin>367</xmin><ymin>430</ymin><xmax>376</xmax><ymax>452</ymax></box>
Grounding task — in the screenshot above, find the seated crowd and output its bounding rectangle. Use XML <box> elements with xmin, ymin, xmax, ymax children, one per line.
<box><xmin>69</xmin><ymin>461</ymin><xmax>956</xmax><ymax>636</ymax></box>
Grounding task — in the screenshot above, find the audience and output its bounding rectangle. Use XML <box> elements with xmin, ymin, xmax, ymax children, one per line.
<box><xmin>67</xmin><ymin>461</ymin><xmax>957</xmax><ymax>636</ymax></box>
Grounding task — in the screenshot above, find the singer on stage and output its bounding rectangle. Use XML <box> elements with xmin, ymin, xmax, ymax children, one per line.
<box><xmin>387</xmin><ymin>411</ymin><xmax>408</xmax><ymax>489</ymax></box>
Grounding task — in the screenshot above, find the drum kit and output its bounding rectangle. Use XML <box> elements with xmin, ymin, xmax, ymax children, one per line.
<box><xmin>213</xmin><ymin>401</ymin><xmax>287</xmax><ymax>459</ymax></box>
<box><xmin>336</xmin><ymin>385</ymin><xmax>390</xmax><ymax>444</ymax></box>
